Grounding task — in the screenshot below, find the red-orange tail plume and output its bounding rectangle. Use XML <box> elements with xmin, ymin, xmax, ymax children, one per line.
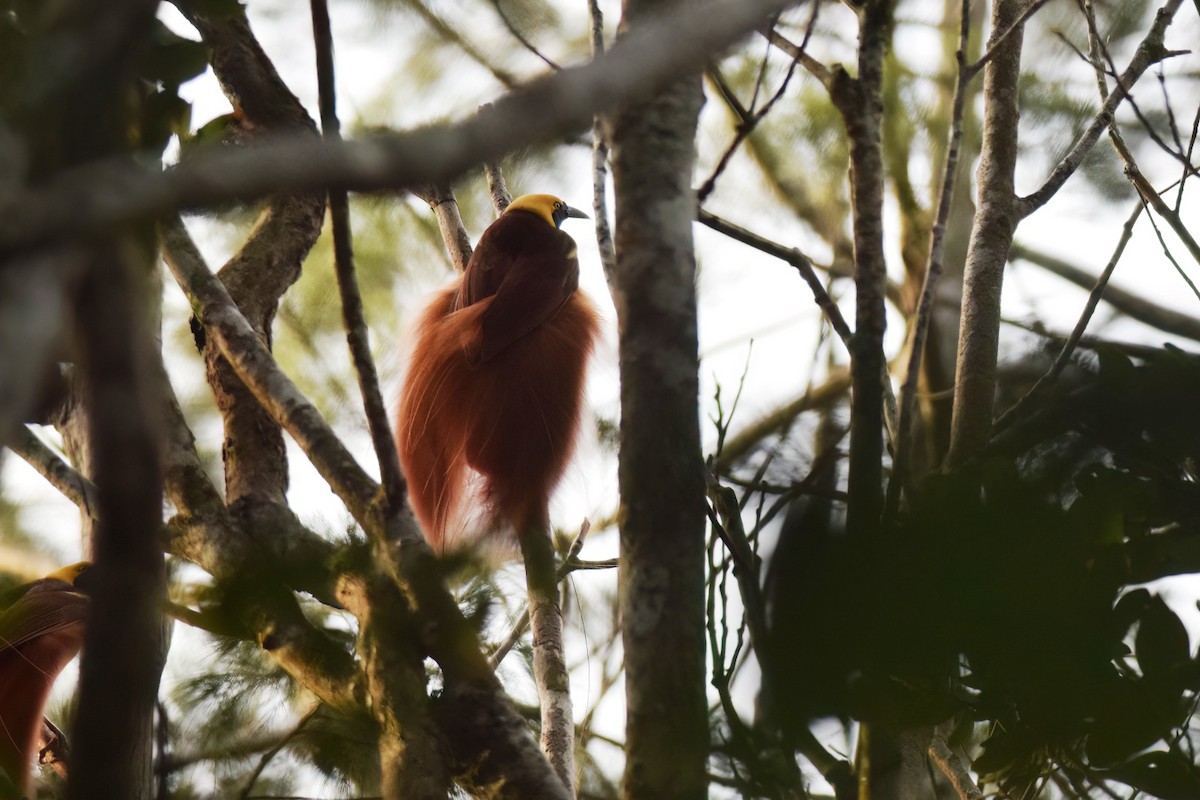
<box><xmin>397</xmin><ymin>193</ymin><xmax>598</xmax><ymax>551</ymax></box>
<box><xmin>396</xmin><ymin>288</ymin><xmax>599</xmax><ymax>550</ymax></box>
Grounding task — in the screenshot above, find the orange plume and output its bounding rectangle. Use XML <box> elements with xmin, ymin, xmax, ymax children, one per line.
<box><xmin>396</xmin><ymin>196</ymin><xmax>599</xmax><ymax>551</ymax></box>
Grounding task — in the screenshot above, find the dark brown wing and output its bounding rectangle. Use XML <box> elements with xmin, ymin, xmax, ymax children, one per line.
<box><xmin>479</xmin><ymin>234</ymin><xmax>578</xmax><ymax>362</ymax></box>
<box><xmin>0</xmin><ymin>580</ymin><xmax>88</xmax><ymax>653</ymax></box>
<box><xmin>457</xmin><ymin>210</ymin><xmax>581</xmax><ymax>362</ymax></box>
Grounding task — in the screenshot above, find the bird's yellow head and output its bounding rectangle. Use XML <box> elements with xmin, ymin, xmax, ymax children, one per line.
<box><xmin>44</xmin><ymin>562</ymin><xmax>92</xmax><ymax>586</ymax></box>
<box><xmin>506</xmin><ymin>194</ymin><xmax>589</xmax><ymax>229</ymax></box>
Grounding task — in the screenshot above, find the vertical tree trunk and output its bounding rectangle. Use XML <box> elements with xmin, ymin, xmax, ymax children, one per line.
<box><xmin>22</xmin><ymin>0</ymin><xmax>170</xmax><ymax>796</ymax></box>
<box><xmin>610</xmin><ymin>0</ymin><xmax>707</xmax><ymax>797</ymax></box>
<box><xmin>831</xmin><ymin>0</ymin><xmax>892</xmax><ymax>539</ymax></box>
<box><xmin>68</xmin><ymin>243</ymin><xmax>167</xmax><ymax>800</ymax></box>
<box><xmin>945</xmin><ymin>0</ymin><xmax>1026</xmax><ymax>469</ymax></box>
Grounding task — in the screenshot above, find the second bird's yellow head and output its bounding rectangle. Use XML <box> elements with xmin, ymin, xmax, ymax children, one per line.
<box><xmin>506</xmin><ymin>194</ymin><xmax>589</xmax><ymax>229</ymax></box>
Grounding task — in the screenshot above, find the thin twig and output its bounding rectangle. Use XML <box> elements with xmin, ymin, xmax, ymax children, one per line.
<box><xmin>761</xmin><ymin>27</ymin><xmax>833</xmax><ymax>89</ymax></box>
<box><xmin>1078</xmin><ymin>0</ymin><xmax>1200</xmax><ymax>275</ymax></box>
<box><xmin>237</xmin><ymin>706</ymin><xmax>321</xmax><ymax>800</ymax></box>
<box><xmin>885</xmin><ymin>0</ymin><xmax>971</xmax><ymax>518</ymax></box>
<box><xmin>1018</xmin><ymin>0</ymin><xmax>1186</xmax><ymax>217</ymax></box>
<box><xmin>489</xmin><ymin>0</ymin><xmax>560</xmax><ymax>70</ymax></box>
<box><xmin>697</xmin><ymin>2</ymin><xmax>816</xmax><ymax>203</ymax></box>
<box><xmin>311</xmin><ymin>0</ymin><xmax>407</xmax><ymax>513</ymax></box>
<box><xmin>1173</xmin><ymin>101</ymin><xmax>1200</xmax><ymax>212</ymax></box>
<box><xmin>697</xmin><ymin>210</ymin><xmax>851</xmax><ymax>343</ymax></box>
<box><xmin>588</xmin><ymin>0</ymin><xmax>616</xmax><ymax>291</ymax></box>
<box><xmin>992</xmin><ymin>200</ymin><xmax>1142</xmax><ymax>433</ymax></box>
<box><xmin>1010</xmin><ymin>241</ymin><xmax>1200</xmax><ymax>342</ymax></box>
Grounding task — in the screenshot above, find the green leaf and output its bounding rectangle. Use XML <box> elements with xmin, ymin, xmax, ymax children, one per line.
<box><xmin>1108</xmin><ymin>751</ymin><xmax>1200</xmax><ymax>800</ymax></box>
<box><xmin>1137</xmin><ymin>596</ymin><xmax>1190</xmax><ymax>683</ymax></box>
<box><xmin>1086</xmin><ymin>686</ymin><xmax>1170</xmax><ymax>766</ymax></box>
<box><xmin>140</xmin><ymin>20</ymin><xmax>208</xmax><ymax>88</ymax></box>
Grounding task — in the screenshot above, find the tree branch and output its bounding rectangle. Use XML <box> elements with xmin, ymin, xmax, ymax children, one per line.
<box><xmin>411</xmin><ymin>183</ymin><xmax>473</xmax><ymax>272</ymax></box>
<box><xmin>829</xmin><ymin>0</ymin><xmax>891</xmax><ymax>537</ymax></box>
<box><xmin>7</xmin><ymin>426</ymin><xmax>100</xmax><ymax>517</ymax></box>
<box><xmin>1</xmin><ymin>0</ymin><xmax>795</xmax><ymax>255</ymax></box>
<box><xmin>928</xmin><ymin>737</ymin><xmax>985</xmax><ymax>800</ymax></box>
<box><xmin>588</xmin><ymin>0</ymin><xmax>617</xmax><ymax>291</ymax></box>
<box><xmin>1010</xmin><ymin>241</ymin><xmax>1200</xmax><ymax>343</ymax></box>
<box><xmin>945</xmin><ymin>0</ymin><xmax>1026</xmax><ymax>469</ymax></box>
<box><xmin>887</xmin><ymin>0</ymin><xmax>970</xmax><ymax>515</ymax></box>
<box><xmin>1016</xmin><ymin>0</ymin><xmax>1186</xmax><ymax>217</ymax></box>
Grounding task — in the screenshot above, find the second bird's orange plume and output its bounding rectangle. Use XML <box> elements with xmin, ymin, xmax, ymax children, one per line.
<box><xmin>395</xmin><ymin>194</ymin><xmax>599</xmax><ymax>551</ymax></box>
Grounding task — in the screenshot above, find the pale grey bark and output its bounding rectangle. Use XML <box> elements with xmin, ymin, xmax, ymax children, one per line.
<box><xmin>945</xmin><ymin>0</ymin><xmax>1026</xmax><ymax>470</ymax></box>
<box><xmin>519</xmin><ymin>525</ymin><xmax>576</xmax><ymax>794</ymax></box>
<box><xmin>610</xmin><ymin>1</ymin><xmax>707</xmax><ymax>798</ymax></box>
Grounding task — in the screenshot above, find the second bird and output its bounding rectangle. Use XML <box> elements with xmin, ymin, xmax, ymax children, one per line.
<box><xmin>396</xmin><ymin>193</ymin><xmax>599</xmax><ymax>551</ymax></box>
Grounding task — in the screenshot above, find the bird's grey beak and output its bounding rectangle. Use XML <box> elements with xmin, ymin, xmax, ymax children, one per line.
<box><xmin>564</xmin><ymin>205</ymin><xmax>589</xmax><ymax>221</ymax></box>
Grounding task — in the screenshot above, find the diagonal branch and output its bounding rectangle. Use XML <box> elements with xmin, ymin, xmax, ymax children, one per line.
<box><xmin>1017</xmin><ymin>0</ymin><xmax>1186</xmax><ymax>217</ymax></box>
<box><xmin>1</xmin><ymin>0</ymin><xmax>796</xmax><ymax>255</ymax></box>
<box><xmin>7</xmin><ymin>426</ymin><xmax>100</xmax><ymax>517</ymax></box>
<box><xmin>1010</xmin><ymin>241</ymin><xmax>1200</xmax><ymax>342</ymax></box>
<box><xmin>162</xmin><ymin>215</ymin><xmax>380</xmax><ymax>529</ymax></box>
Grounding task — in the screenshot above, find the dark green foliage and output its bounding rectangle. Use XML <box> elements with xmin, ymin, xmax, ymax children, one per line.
<box><xmin>765</xmin><ymin>345</ymin><xmax>1200</xmax><ymax>798</ymax></box>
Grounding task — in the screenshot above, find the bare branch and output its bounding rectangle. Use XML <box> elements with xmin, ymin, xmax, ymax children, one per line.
<box><xmin>311</xmin><ymin>3</ymin><xmax>447</xmax><ymax>794</ymax></box>
<box><xmin>1017</xmin><ymin>0</ymin><xmax>1187</xmax><ymax>217</ymax></box>
<box><xmin>928</xmin><ymin>737</ymin><xmax>985</xmax><ymax>800</ymax></box>
<box><xmin>887</xmin><ymin>0</ymin><xmax>971</xmax><ymax>515</ymax></box>
<box><xmin>1</xmin><ymin>0</ymin><xmax>795</xmax><ymax>255</ymax></box>
<box><xmin>311</xmin><ymin>0</ymin><xmax>407</xmax><ymax>520</ymax></box>
<box><xmin>966</xmin><ymin>0</ymin><xmax>1052</xmax><ymax>77</ymax></box>
<box><xmin>1010</xmin><ymin>241</ymin><xmax>1200</xmax><ymax>343</ymax></box>
<box><xmin>412</xmin><ymin>183</ymin><xmax>474</xmax><ymax>272</ymax></box>
<box><xmin>713</xmin><ymin>368</ymin><xmax>852</xmax><ymax>471</ymax></box>
<box><xmin>588</xmin><ymin>0</ymin><xmax>617</xmax><ymax>290</ymax></box>
<box><xmin>761</xmin><ymin>27</ymin><xmax>834</xmax><ymax>89</ymax></box>
<box><xmin>829</xmin><ymin>0</ymin><xmax>892</xmax><ymax>536</ymax></box>
<box><xmin>993</xmin><ymin>201</ymin><xmax>1142</xmax><ymax>433</ymax></box>
<box><xmin>7</xmin><ymin>426</ymin><xmax>100</xmax><ymax>516</ymax></box>
<box><xmin>485</xmin><ymin>161</ymin><xmax>513</xmax><ymax>215</ymax></box>
<box><xmin>490</xmin><ymin>519</ymin><xmax>593</xmax><ymax>668</ymax></box>
<box><xmin>945</xmin><ymin>0</ymin><xmax>1027</xmax><ymax>469</ymax></box>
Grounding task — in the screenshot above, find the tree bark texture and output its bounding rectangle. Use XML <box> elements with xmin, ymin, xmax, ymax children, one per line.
<box><xmin>179</xmin><ymin>2</ymin><xmax>326</xmax><ymax>507</ymax></box>
<box><xmin>610</xmin><ymin>0</ymin><xmax>707</xmax><ymax>797</ymax></box>
<box><xmin>945</xmin><ymin>0</ymin><xmax>1026</xmax><ymax>469</ymax></box>
<box><xmin>519</xmin><ymin>522</ymin><xmax>576</xmax><ymax>793</ymax></box>
<box><xmin>831</xmin><ymin>0</ymin><xmax>892</xmax><ymax>538</ymax></box>
<box><xmin>68</xmin><ymin>242</ymin><xmax>167</xmax><ymax>800</ymax></box>
<box><xmin>16</xmin><ymin>0</ymin><xmax>172</xmax><ymax>796</ymax></box>
<box><xmin>337</xmin><ymin>572</ymin><xmax>449</xmax><ymax>800</ymax></box>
